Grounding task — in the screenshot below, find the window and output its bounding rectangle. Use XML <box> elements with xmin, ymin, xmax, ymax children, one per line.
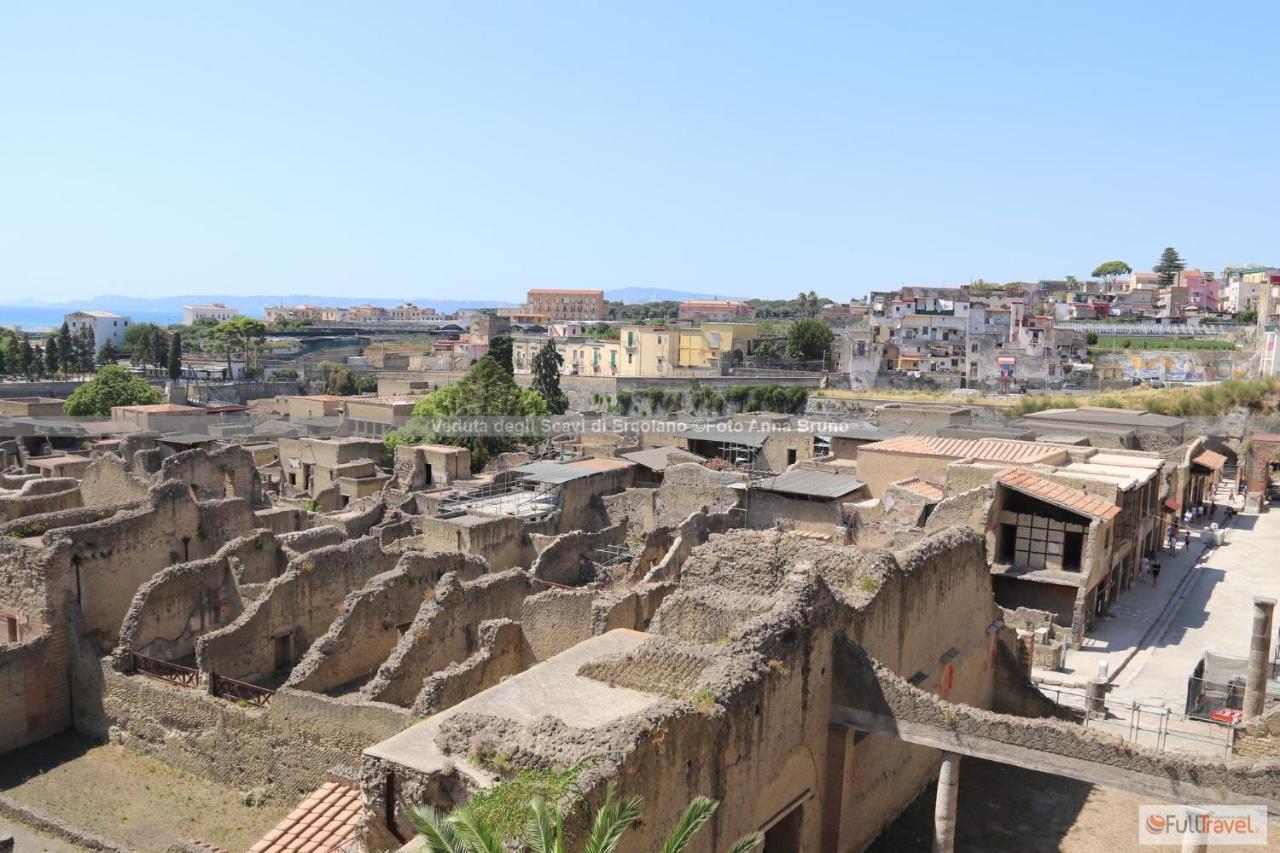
<box><xmin>4</xmin><ymin>615</ymin><xmax>17</xmax><ymax>643</ymax></box>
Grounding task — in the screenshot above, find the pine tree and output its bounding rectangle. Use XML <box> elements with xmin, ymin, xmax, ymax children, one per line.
<box><xmin>43</xmin><ymin>338</ymin><xmax>58</xmax><ymax>377</ymax></box>
<box><xmin>57</xmin><ymin>322</ymin><xmax>72</xmax><ymax>376</ymax></box>
<box><xmin>531</xmin><ymin>340</ymin><xmax>568</xmax><ymax>414</ymax></box>
<box><xmin>76</xmin><ymin>327</ymin><xmax>96</xmax><ymax>374</ymax></box>
<box><xmin>1153</xmin><ymin>247</ymin><xmax>1186</xmax><ymax>288</ymax></box>
<box><xmin>152</xmin><ymin>329</ymin><xmax>168</xmax><ymax>368</ymax></box>
<box><xmin>168</xmin><ymin>332</ymin><xmax>183</xmax><ymax>381</ymax></box>
<box><xmin>19</xmin><ymin>334</ymin><xmax>35</xmax><ymax>380</ymax></box>
<box><xmin>97</xmin><ymin>340</ymin><xmax>119</xmax><ymax>367</ymax></box>
<box><xmin>488</xmin><ymin>334</ymin><xmax>514</xmax><ymax>374</ymax></box>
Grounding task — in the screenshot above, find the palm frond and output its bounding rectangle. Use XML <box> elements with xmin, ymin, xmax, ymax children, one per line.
<box><xmin>658</xmin><ymin>796</ymin><xmax>719</xmax><ymax>853</ymax></box>
<box><xmin>448</xmin><ymin>809</ymin><xmax>506</xmax><ymax>853</ymax></box>
<box><xmin>583</xmin><ymin>781</ymin><xmax>645</xmax><ymax>853</ymax></box>
<box><xmin>726</xmin><ymin>830</ymin><xmax>765</xmax><ymax>853</ymax></box>
<box><xmin>525</xmin><ymin>796</ymin><xmax>564</xmax><ymax>853</ymax></box>
<box><xmin>407</xmin><ymin>805</ymin><xmax>469</xmax><ymax>853</ymax></box>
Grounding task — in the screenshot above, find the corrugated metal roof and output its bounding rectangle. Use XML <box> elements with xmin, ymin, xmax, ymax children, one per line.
<box><xmin>996</xmin><ymin>468</ymin><xmax>1121</xmax><ymax>520</ymax></box>
<box><xmin>859</xmin><ymin>435</ymin><xmax>1061</xmax><ymax>464</ymax></box>
<box><xmin>510</xmin><ymin>460</ymin><xmax>595</xmax><ymax>484</ymax></box>
<box><xmin>755</xmin><ymin>469</ymin><xmax>866</xmax><ymax>499</ymax></box>
<box><xmin>621</xmin><ymin>447</ymin><xmax>706</xmax><ymax>471</ymax></box>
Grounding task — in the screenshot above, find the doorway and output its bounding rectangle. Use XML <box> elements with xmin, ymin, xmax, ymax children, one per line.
<box><xmin>764</xmin><ymin>804</ymin><xmax>803</xmax><ymax>853</ymax></box>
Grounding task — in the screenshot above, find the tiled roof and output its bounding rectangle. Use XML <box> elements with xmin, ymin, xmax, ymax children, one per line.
<box><xmin>893</xmin><ymin>478</ymin><xmax>945</xmax><ymax>501</ymax></box>
<box><xmin>249</xmin><ymin>781</ymin><xmax>361</xmax><ymax>853</ymax></box>
<box><xmin>996</xmin><ymin>468</ymin><xmax>1121</xmax><ymax>521</ymax></box>
<box><xmin>859</xmin><ymin>435</ymin><xmax>1060</xmax><ymax>464</ymax></box>
<box><xmin>1191</xmin><ymin>449</ymin><xmax>1227</xmax><ymax>471</ymax></box>
<box><xmin>115</xmin><ymin>403</ymin><xmax>201</xmax><ymax>413</ymax></box>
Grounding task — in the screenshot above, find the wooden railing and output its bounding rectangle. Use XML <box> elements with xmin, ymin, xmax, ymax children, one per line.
<box><xmin>211</xmin><ymin>672</ymin><xmax>273</xmax><ymax>707</ymax></box>
<box><xmin>130</xmin><ymin>651</ymin><xmax>199</xmax><ymax>688</ymax></box>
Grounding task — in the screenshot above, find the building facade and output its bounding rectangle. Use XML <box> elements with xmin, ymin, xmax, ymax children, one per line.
<box><xmin>525</xmin><ymin>289</ymin><xmax>606</xmax><ymax>321</ymax></box>
<box><xmin>182</xmin><ymin>303</ymin><xmax>239</xmax><ymax>325</ymax></box>
<box><xmin>64</xmin><ymin>310</ymin><xmax>130</xmax><ymax>353</ymax></box>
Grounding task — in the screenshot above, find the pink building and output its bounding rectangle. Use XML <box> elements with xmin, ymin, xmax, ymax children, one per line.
<box><xmin>1179</xmin><ymin>270</ymin><xmax>1220</xmax><ymax>312</ymax></box>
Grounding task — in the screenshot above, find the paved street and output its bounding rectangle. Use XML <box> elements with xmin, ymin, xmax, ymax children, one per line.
<box><xmin>1032</xmin><ymin>482</ymin><xmax>1280</xmax><ymax>754</ymax></box>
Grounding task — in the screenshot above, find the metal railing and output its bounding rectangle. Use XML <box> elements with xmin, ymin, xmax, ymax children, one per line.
<box><xmin>130</xmin><ymin>651</ymin><xmax>200</xmax><ymax>688</ymax></box>
<box><xmin>1034</xmin><ymin>682</ymin><xmax>1238</xmax><ymax>756</ymax></box>
<box><xmin>211</xmin><ymin>673</ymin><xmax>274</xmax><ymax>707</ymax></box>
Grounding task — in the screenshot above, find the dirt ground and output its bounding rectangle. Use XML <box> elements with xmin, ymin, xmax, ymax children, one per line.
<box><xmin>867</xmin><ymin>757</ymin><xmax>1280</xmax><ymax>853</ymax></box>
<box><xmin>0</xmin><ymin>734</ymin><xmax>288</xmax><ymax>853</ymax></box>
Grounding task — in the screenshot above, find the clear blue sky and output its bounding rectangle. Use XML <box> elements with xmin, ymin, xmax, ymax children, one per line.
<box><xmin>3</xmin><ymin>2</ymin><xmax>1278</xmax><ymax>303</ymax></box>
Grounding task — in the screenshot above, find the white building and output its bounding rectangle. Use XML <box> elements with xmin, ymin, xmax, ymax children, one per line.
<box><xmin>64</xmin><ymin>310</ymin><xmax>130</xmax><ymax>353</ymax></box>
<box><xmin>182</xmin><ymin>303</ymin><xmax>239</xmax><ymax>325</ymax></box>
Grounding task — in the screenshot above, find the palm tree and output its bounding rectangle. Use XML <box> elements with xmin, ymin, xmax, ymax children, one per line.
<box><xmin>409</xmin><ymin>782</ymin><xmax>763</xmax><ymax>853</ymax></box>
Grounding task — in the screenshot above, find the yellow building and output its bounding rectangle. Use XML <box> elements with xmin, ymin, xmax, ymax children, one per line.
<box><xmin>619</xmin><ymin>325</ymin><xmax>679</xmax><ymax>376</ymax></box>
<box><xmin>677</xmin><ymin>323</ymin><xmax>758</xmax><ymax>370</ymax></box>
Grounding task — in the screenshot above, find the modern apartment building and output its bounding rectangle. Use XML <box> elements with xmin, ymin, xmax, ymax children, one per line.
<box><xmin>525</xmin><ymin>288</ymin><xmax>606</xmax><ymax>321</ymax></box>
<box><xmin>64</xmin><ymin>310</ymin><xmax>130</xmax><ymax>353</ymax></box>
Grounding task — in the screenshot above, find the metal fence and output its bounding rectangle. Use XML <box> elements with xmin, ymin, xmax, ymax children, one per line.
<box><xmin>1035</xmin><ymin>682</ymin><xmax>1238</xmax><ymax>756</ymax></box>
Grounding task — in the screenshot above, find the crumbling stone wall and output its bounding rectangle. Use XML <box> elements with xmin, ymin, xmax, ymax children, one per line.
<box><xmin>412</xmin><ymin>619</ymin><xmax>534</xmax><ymax>717</ymax></box>
<box><xmin>0</xmin><ymin>635</ymin><xmax>70</xmax><ymax>754</ymax></box>
<box><xmin>518</xmin><ymin>588</ymin><xmax>597</xmax><ymax>660</ymax></box>
<box><xmin>923</xmin><ymin>484</ymin><xmax>992</xmax><ymax>531</ymax></box>
<box><xmin>278</xmin><ymin>524</ymin><xmax>346</xmax><ymax>556</ymax></box>
<box><xmin>0</xmin><ymin>478</ymin><xmax>81</xmax><ymax>522</ymax></box>
<box><xmin>196</xmin><ymin>537</ymin><xmax>399</xmax><ymax>683</ymax></box>
<box><xmin>530</xmin><ymin>523</ymin><xmax>626</xmax><ymax>587</ymax></box>
<box><xmin>286</xmin><ymin>551</ymin><xmax>488</xmax><ymax>696</ymax></box>
<box><xmin>654</xmin><ymin>464</ymin><xmax>742</xmax><ymax>528</ymax></box>
<box><xmin>419</xmin><ymin>514</ymin><xmax>533</xmax><ymax>571</ymax></box>
<box><xmin>745</xmin><ymin>489</ymin><xmax>847</xmax><ymax>535</ymax></box>
<box><xmin>362</xmin><ymin>570</ymin><xmax>537</xmax><ymax>707</ymax></box>
<box><xmin>49</xmin><ymin>482</ymin><xmax>254</xmax><ymax>650</ymax></box>
<box><xmin>160</xmin><ymin>445</ymin><xmax>262</xmax><ymax>504</ymax></box>
<box><xmin>115</xmin><ymin>554</ymin><xmax>243</xmax><ymax>663</ymax></box>
<box><xmin>94</xmin><ymin>665</ymin><xmax>408</xmax><ymax>800</ymax></box>
<box><xmin>79</xmin><ymin>454</ymin><xmax>151</xmax><ymax>508</ymax></box>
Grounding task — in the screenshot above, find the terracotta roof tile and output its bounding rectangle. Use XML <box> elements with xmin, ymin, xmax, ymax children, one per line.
<box><xmin>893</xmin><ymin>477</ymin><xmax>946</xmax><ymax>501</ymax></box>
<box><xmin>995</xmin><ymin>468</ymin><xmax>1121</xmax><ymax>521</ymax></box>
<box><xmin>1192</xmin><ymin>449</ymin><xmax>1227</xmax><ymax>471</ymax></box>
<box><xmin>252</xmin><ymin>782</ymin><xmax>363</xmax><ymax>853</ymax></box>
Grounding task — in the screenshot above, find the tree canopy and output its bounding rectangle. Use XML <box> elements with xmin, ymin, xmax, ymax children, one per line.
<box><xmin>63</xmin><ymin>365</ymin><xmax>164</xmax><ymax>416</ymax></box>
<box><xmin>786</xmin><ymin>317</ymin><xmax>834</xmax><ymax>362</ymax></box>
<box><xmin>488</xmin><ymin>334</ymin><xmax>514</xmax><ymax>374</ymax></box>
<box><xmin>386</xmin><ymin>356</ymin><xmax>547</xmax><ymax>470</ymax></box>
<box><xmin>531</xmin><ymin>340</ymin><xmax>568</xmax><ymax>414</ymax></box>
<box><xmin>1154</xmin><ymin>247</ymin><xmax>1186</xmax><ymax>287</ymax></box>
<box><xmin>1091</xmin><ymin>260</ymin><xmax>1132</xmax><ymax>284</ymax></box>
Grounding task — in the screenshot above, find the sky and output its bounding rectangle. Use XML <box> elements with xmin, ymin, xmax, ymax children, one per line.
<box><xmin>2</xmin><ymin>1</ymin><xmax>1279</xmax><ymax>304</ymax></box>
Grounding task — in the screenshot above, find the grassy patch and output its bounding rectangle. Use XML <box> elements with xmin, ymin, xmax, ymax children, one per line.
<box><xmin>1009</xmin><ymin>378</ymin><xmax>1280</xmax><ymax>418</ymax></box>
<box><xmin>1091</xmin><ymin>336</ymin><xmax>1237</xmax><ymax>351</ymax></box>
<box><xmin>855</xmin><ymin>575</ymin><xmax>882</xmax><ymax>595</ymax></box>
<box><xmin>0</xmin><ymin>734</ymin><xmax>286</xmax><ymax>852</ymax></box>
<box><xmin>458</xmin><ymin>765</ymin><xmax>582</xmax><ymax>843</ymax></box>
<box><xmin>689</xmin><ymin>683</ymin><xmax>717</xmax><ymax>710</ymax></box>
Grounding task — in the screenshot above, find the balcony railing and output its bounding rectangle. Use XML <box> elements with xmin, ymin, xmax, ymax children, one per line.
<box><xmin>130</xmin><ymin>651</ymin><xmax>200</xmax><ymax>688</ymax></box>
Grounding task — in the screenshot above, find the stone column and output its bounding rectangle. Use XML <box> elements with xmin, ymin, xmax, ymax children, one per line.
<box><xmin>933</xmin><ymin>751</ymin><xmax>960</xmax><ymax>853</ymax></box>
<box><xmin>1181</xmin><ymin>808</ymin><xmax>1209</xmax><ymax>853</ymax></box>
<box><xmin>1244</xmin><ymin>597</ymin><xmax>1276</xmax><ymax>720</ymax></box>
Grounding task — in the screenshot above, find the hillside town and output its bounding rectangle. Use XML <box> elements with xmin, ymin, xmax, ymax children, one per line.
<box><xmin>1</xmin><ymin>248</ymin><xmax>1280</xmax><ymax>853</ymax></box>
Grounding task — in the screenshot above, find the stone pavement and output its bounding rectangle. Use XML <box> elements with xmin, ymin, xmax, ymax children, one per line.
<box><xmin>1031</xmin><ymin>482</ymin><xmax>1280</xmax><ymax>755</ymax></box>
<box><xmin>1033</xmin><ymin>486</ymin><xmax>1239</xmax><ymax>689</ymax></box>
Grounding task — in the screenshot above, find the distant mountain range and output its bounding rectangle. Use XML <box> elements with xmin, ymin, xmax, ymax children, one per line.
<box><xmin>0</xmin><ymin>288</ymin><xmax>748</xmax><ymax>329</ymax></box>
<box><xmin>603</xmin><ymin>287</ymin><xmax>745</xmax><ymax>304</ymax></box>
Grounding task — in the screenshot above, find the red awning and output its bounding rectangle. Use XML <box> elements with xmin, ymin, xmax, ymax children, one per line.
<box><xmin>1164</xmin><ymin>497</ymin><xmax>1181</xmax><ymax>512</ymax></box>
